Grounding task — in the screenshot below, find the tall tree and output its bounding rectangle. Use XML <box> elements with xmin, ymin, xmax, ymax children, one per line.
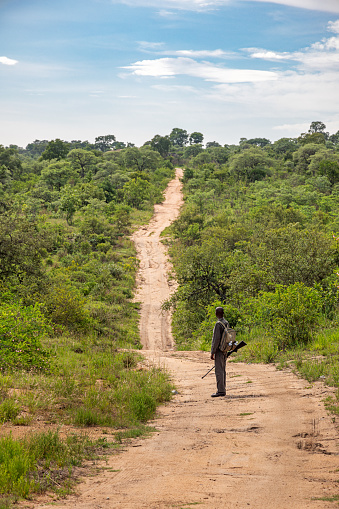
<box><xmin>169</xmin><ymin>128</ymin><xmax>188</xmax><ymax>148</ymax></box>
<box><xmin>25</xmin><ymin>140</ymin><xmax>49</xmax><ymax>158</ymax></box>
<box><xmin>0</xmin><ymin>145</ymin><xmax>22</xmax><ymax>178</ymax></box>
<box><xmin>123</xmin><ymin>147</ymin><xmax>161</xmax><ymax>171</ymax></box>
<box><xmin>40</xmin><ymin>161</ymin><xmax>76</xmax><ymax>191</ymax></box>
<box><xmin>189</xmin><ymin>132</ymin><xmax>204</xmax><ymax>145</ymax></box>
<box><xmin>309</xmin><ymin>121</ymin><xmax>327</xmax><ymax>134</ymax></box>
<box><xmin>150</xmin><ymin>135</ymin><xmax>171</xmax><ymax>158</ymax></box>
<box><xmin>68</xmin><ymin>149</ymin><xmax>97</xmax><ymax>178</ymax></box>
<box><xmin>41</xmin><ymin>139</ymin><xmax>70</xmax><ymax>161</ymax></box>
<box><xmin>94</xmin><ymin>135</ymin><xmax>116</xmax><ymax>152</ymax></box>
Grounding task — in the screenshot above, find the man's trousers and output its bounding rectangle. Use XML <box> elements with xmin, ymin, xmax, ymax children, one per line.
<box><xmin>215</xmin><ymin>350</ymin><xmax>226</xmax><ymax>394</ymax></box>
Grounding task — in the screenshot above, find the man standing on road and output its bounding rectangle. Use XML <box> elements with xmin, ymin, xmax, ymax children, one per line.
<box><xmin>210</xmin><ymin>307</ymin><xmax>229</xmax><ymax>397</ymax></box>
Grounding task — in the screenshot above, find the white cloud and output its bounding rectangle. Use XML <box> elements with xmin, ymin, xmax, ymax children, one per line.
<box><xmin>174</xmin><ymin>49</ymin><xmax>227</xmax><ymax>57</ymax></box>
<box><xmin>138</xmin><ymin>41</ymin><xmax>165</xmax><ymax>50</ymax></box>
<box><xmin>123</xmin><ymin>57</ymin><xmax>278</xmax><ymax>83</ymax></box>
<box><xmin>0</xmin><ymin>56</ymin><xmax>18</xmax><ymax>66</ymax></box>
<box><xmin>207</xmin><ymin>70</ymin><xmax>339</xmax><ymax>121</ymax></box>
<box><xmin>246</xmin><ymin>19</ymin><xmax>339</xmax><ymax>70</ymax></box>
<box><xmin>328</xmin><ymin>20</ymin><xmax>339</xmax><ymax>33</ymax></box>
<box><xmin>152</xmin><ymin>84</ymin><xmax>198</xmax><ymax>92</ymax></box>
<box><xmin>112</xmin><ymin>0</ymin><xmax>339</xmax><ymax>13</ymax></box>
<box><xmin>248</xmin><ymin>0</ymin><xmax>339</xmax><ymax>13</ymax></box>
<box><xmin>247</xmin><ymin>49</ymin><xmax>292</xmax><ymax>61</ymax></box>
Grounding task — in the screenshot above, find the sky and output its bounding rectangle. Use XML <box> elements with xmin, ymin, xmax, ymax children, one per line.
<box><xmin>1</xmin><ymin>0</ymin><xmax>339</xmax><ymax>148</ymax></box>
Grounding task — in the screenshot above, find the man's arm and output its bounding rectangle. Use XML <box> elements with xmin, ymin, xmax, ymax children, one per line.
<box><xmin>211</xmin><ymin>322</ymin><xmax>222</xmax><ymax>360</ymax></box>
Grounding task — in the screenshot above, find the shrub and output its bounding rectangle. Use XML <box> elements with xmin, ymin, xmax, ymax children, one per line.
<box><xmin>129</xmin><ymin>391</ymin><xmax>156</xmax><ymax>422</ymax></box>
<box><xmin>0</xmin><ymin>303</ymin><xmax>51</xmax><ymax>373</ymax></box>
<box><xmin>43</xmin><ymin>286</ymin><xmax>91</xmax><ymax>331</ymax></box>
<box><xmin>256</xmin><ymin>282</ymin><xmax>322</xmax><ymax>350</ymax></box>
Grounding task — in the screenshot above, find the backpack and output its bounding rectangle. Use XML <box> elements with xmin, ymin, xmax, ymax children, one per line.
<box><xmin>218</xmin><ymin>321</ymin><xmax>236</xmax><ymax>354</ymax></box>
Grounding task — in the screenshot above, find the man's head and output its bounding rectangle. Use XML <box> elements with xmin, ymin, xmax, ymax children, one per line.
<box><xmin>215</xmin><ymin>307</ymin><xmax>224</xmax><ymax>319</ymax></box>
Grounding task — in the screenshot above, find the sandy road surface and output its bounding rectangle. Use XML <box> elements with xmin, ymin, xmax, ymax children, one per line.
<box><xmin>36</xmin><ymin>168</ymin><xmax>339</xmax><ymax>509</ymax></box>
<box><xmin>131</xmin><ymin>167</ymin><xmax>184</xmax><ymax>351</ymax></box>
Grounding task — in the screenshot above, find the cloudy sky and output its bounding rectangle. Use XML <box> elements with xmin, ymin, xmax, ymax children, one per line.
<box><xmin>1</xmin><ymin>0</ymin><xmax>339</xmax><ymax>147</ymax></box>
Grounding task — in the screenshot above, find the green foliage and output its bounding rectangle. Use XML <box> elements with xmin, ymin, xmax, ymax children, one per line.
<box><xmin>228</xmin><ymin>147</ymin><xmax>274</xmax><ymax>182</ymax></box>
<box><xmin>43</xmin><ymin>285</ymin><xmax>91</xmax><ymax>331</ymax></box>
<box><xmin>254</xmin><ymin>283</ymin><xmax>322</xmax><ymax>350</ymax></box>
<box><xmin>169</xmin><ymin>128</ymin><xmax>189</xmax><ymax>147</ymax></box>
<box><xmin>0</xmin><ymin>430</ymin><xmax>105</xmax><ymax>504</ymax></box>
<box><xmin>40</xmin><ymin>139</ymin><xmax>70</xmax><ymax>161</ymax></box>
<box><xmin>123</xmin><ymin>177</ymin><xmax>151</xmax><ymax>208</ymax></box>
<box><xmin>0</xmin><ymin>400</ymin><xmax>20</xmax><ymax>423</ymax></box>
<box><xmin>0</xmin><ymin>213</ymin><xmax>49</xmax><ymax>284</ymax></box>
<box><xmin>0</xmin><ymin>302</ymin><xmax>51</xmax><ymax>373</ymax></box>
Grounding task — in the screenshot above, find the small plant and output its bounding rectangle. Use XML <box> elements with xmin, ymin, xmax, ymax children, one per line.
<box><xmin>0</xmin><ymin>399</ymin><xmax>20</xmax><ymax>423</ymax></box>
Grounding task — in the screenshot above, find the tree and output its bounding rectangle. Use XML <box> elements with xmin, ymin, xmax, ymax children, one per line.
<box><xmin>0</xmin><ymin>213</ymin><xmax>49</xmax><ymax>282</ymax></box>
<box><xmin>271</xmin><ymin>138</ymin><xmax>298</xmax><ymax>158</ymax></box>
<box><xmin>329</xmin><ymin>130</ymin><xmax>339</xmax><ymax>146</ymax></box>
<box><xmin>123</xmin><ymin>147</ymin><xmax>161</xmax><ymax>172</ymax></box>
<box><xmin>206</xmin><ymin>146</ymin><xmax>230</xmax><ymax>165</ymax></box>
<box><xmin>206</xmin><ymin>141</ymin><xmax>221</xmax><ymax>148</ymax></box>
<box><xmin>0</xmin><ymin>145</ymin><xmax>23</xmax><ymax>178</ymax></box>
<box><xmin>41</xmin><ymin>139</ymin><xmax>70</xmax><ymax>161</ymax></box>
<box><xmin>69</xmin><ymin>139</ymin><xmax>93</xmax><ymax>150</ymax></box>
<box><xmin>94</xmin><ymin>135</ymin><xmax>116</xmax><ymax>152</ymax></box>
<box><xmin>25</xmin><ymin>140</ymin><xmax>49</xmax><ymax>158</ymax></box>
<box><xmin>309</xmin><ymin>121</ymin><xmax>327</xmax><ymax>135</ymax></box>
<box><xmin>112</xmin><ymin>141</ymin><xmax>126</xmax><ymax>150</ymax></box>
<box><xmin>246</xmin><ymin>138</ymin><xmax>271</xmax><ymax>148</ymax></box>
<box><xmin>319</xmin><ymin>160</ymin><xmax>339</xmax><ymax>186</ymax></box>
<box><xmin>68</xmin><ymin>149</ymin><xmax>97</xmax><ymax>178</ymax></box>
<box><xmin>184</xmin><ymin>145</ymin><xmax>203</xmax><ymax>158</ymax></box>
<box><xmin>59</xmin><ymin>186</ymin><xmax>81</xmax><ymax>225</ymax></box>
<box><xmin>229</xmin><ymin>147</ymin><xmax>273</xmax><ymax>182</ymax></box>
<box><xmin>0</xmin><ymin>165</ymin><xmax>12</xmax><ymax>191</ymax></box>
<box><xmin>150</xmin><ymin>135</ymin><xmax>171</xmax><ymax>158</ymax></box>
<box><xmin>123</xmin><ymin>178</ymin><xmax>151</xmax><ymax>208</ymax></box>
<box><xmin>40</xmin><ymin>161</ymin><xmax>76</xmax><ymax>191</ymax></box>
<box><xmin>169</xmin><ymin>128</ymin><xmax>188</xmax><ymax>147</ymax></box>
<box><xmin>293</xmin><ymin>143</ymin><xmax>323</xmax><ymax>173</ymax></box>
<box><xmin>250</xmin><ymin>224</ymin><xmax>336</xmax><ymax>288</ymax></box>
<box><xmin>189</xmin><ymin>132</ymin><xmax>204</xmax><ymax>145</ymax></box>
<box><xmin>298</xmin><ymin>132</ymin><xmax>326</xmax><ymax>146</ymax></box>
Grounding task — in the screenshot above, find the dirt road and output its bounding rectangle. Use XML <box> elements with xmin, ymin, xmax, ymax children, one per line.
<box><xmin>37</xmin><ymin>168</ymin><xmax>339</xmax><ymax>509</ymax></box>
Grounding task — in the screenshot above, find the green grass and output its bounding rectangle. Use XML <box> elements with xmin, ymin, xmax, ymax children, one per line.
<box><xmin>0</xmin><ymin>345</ymin><xmax>174</xmax><ymax>429</ymax></box>
<box><xmin>0</xmin><ymin>426</ymin><xmax>155</xmax><ymax>508</ymax></box>
<box><xmin>232</xmin><ymin>324</ymin><xmax>339</xmax><ymax>418</ymax></box>
<box><xmin>311</xmin><ymin>495</ymin><xmax>339</xmax><ymax>502</ymax></box>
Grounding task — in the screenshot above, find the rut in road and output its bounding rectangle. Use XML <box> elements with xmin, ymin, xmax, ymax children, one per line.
<box><xmin>132</xmin><ymin>167</ymin><xmax>183</xmax><ymax>351</ymax></box>
<box><xmin>35</xmin><ymin>168</ymin><xmax>339</xmax><ymax>509</ymax></box>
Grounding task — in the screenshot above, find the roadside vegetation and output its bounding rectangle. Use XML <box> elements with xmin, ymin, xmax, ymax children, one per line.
<box><xmin>0</xmin><ymin>135</ymin><xmax>175</xmax><ymax>506</ymax></box>
<box><xmin>162</xmin><ymin>122</ymin><xmax>339</xmax><ymax>418</ymax></box>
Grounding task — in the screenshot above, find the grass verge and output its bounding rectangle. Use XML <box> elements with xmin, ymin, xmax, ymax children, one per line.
<box><xmin>0</xmin><ymin>425</ymin><xmax>153</xmax><ymax>508</ymax></box>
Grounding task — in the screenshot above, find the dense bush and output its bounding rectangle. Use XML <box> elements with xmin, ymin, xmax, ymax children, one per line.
<box><xmin>0</xmin><ymin>302</ymin><xmax>51</xmax><ymax>372</ymax></box>
<box><xmin>254</xmin><ymin>283</ymin><xmax>322</xmax><ymax>350</ymax></box>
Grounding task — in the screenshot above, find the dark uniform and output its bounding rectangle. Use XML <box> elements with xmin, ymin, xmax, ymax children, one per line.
<box><xmin>211</xmin><ymin>317</ymin><xmax>229</xmax><ymax>395</ymax></box>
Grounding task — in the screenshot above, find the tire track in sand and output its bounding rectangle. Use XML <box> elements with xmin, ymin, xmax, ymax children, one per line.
<box><xmin>131</xmin><ymin>167</ymin><xmax>184</xmax><ymax>351</ymax></box>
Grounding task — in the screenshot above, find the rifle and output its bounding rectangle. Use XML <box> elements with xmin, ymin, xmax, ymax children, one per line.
<box><xmin>201</xmin><ymin>340</ymin><xmax>247</xmax><ymax>379</ymax></box>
